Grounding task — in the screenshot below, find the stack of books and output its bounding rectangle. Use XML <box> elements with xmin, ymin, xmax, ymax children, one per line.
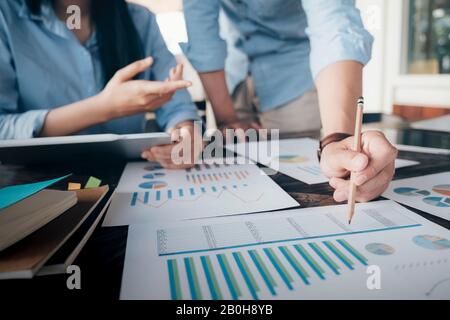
<box><xmin>0</xmin><ymin>176</ymin><xmax>109</xmax><ymax>279</ymax></box>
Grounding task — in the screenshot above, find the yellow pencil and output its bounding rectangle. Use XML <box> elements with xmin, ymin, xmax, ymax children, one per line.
<box><xmin>347</xmin><ymin>97</ymin><xmax>364</xmax><ymax>224</ymax></box>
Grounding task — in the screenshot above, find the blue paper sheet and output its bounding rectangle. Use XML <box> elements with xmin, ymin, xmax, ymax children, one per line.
<box><xmin>0</xmin><ymin>174</ymin><xmax>71</xmax><ymax>210</ymax></box>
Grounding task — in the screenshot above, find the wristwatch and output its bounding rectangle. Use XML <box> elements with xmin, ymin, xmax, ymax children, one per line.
<box><xmin>317</xmin><ymin>133</ymin><xmax>352</xmax><ymax>162</ymax></box>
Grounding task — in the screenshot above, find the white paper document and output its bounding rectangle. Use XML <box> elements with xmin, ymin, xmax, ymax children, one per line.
<box><xmin>102</xmin><ymin>161</ymin><xmax>299</xmax><ymax>226</ymax></box>
<box><xmin>120</xmin><ymin>200</ymin><xmax>450</xmax><ymax>299</ymax></box>
<box><xmin>383</xmin><ymin>172</ymin><xmax>450</xmax><ymax>221</ymax></box>
<box><xmin>227</xmin><ymin>138</ymin><xmax>419</xmax><ymax>184</ymax></box>
<box><xmin>395</xmin><ymin>158</ymin><xmax>420</xmax><ymax>169</ymax></box>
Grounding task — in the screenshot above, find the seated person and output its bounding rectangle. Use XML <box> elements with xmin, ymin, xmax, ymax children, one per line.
<box><xmin>0</xmin><ymin>0</ymin><xmax>201</xmax><ymax>168</ymax></box>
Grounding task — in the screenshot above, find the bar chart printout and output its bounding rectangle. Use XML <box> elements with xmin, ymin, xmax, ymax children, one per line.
<box><xmin>103</xmin><ymin>161</ymin><xmax>298</xmax><ymax>226</ymax></box>
<box><xmin>120</xmin><ymin>201</ymin><xmax>450</xmax><ymax>299</ymax></box>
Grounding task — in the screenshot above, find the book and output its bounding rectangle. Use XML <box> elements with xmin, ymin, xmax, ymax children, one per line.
<box><xmin>38</xmin><ymin>188</ymin><xmax>112</xmax><ymax>276</ymax></box>
<box><xmin>0</xmin><ymin>186</ymin><xmax>109</xmax><ymax>279</ymax></box>
<box><xmin>0</xmin><ymin>189</ymin><xmax>78</xmax><ymax>251</ymax></box>
<box><xmin>0</xmin><ymin>175</ymin><xmax>71</xmax><ymax>210</ymax></box>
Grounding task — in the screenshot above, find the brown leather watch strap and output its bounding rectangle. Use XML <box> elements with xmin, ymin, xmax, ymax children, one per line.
<box><xmin>317</xmin><ymin>133</ymin><xmax>352</xmax><ymax>162</ymax></box>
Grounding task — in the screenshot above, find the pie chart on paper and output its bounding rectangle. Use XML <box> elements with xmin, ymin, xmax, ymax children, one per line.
<box><xmin>393</xmin><ymin>187</ymin><xmax>431</xmax><ymax>197</ymax></box>
<box><xmin>423</xmin><ymin>196</ymin><xmax>450</xmax><ymax>208</ymax></box>
<box><xmin>413</xmin><ymin>235</ymin><xmax>450</xmax><ymax>250</ymax></box>
<box><xmin>139</xmin><ymin>181</ymin><xmax>168</xmax><ymax>190</ymax></box>
<box><xmin>432</xmin><ymin>185</ymin><xmax>450</xmax><ymax>196</ymax></box>
<box><xmin>365</xmin><ymin>243</ymin><xmax>395</xmax><ymax>255</ymax></box>
<box><xmin>143</xmin><ymin>172</ymin><xmax>166</xmax><ymax>179</ymax></box>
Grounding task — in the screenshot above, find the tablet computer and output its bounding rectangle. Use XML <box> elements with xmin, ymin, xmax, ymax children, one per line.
<box><xmin>0</xmin><ymin>132</ymin><xmax>172</xmax><ymax>165</ymax></box>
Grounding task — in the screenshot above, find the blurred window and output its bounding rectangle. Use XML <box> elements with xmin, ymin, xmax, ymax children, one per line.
<box><xmin>407</xmin><ymin>0</ymin><xmax>450</xmax><ymax>74</ymax></box>
<box><xmin>127</xmin><ymin>0</ymin><xmax>185</xmax><ymax>55</ymax></box>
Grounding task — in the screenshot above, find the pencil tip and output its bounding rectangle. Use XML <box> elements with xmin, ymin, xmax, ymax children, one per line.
<box><xmin>348</xmin><ymin>220</ymin><xmax>351</xmax><ymax>225</ymax></box>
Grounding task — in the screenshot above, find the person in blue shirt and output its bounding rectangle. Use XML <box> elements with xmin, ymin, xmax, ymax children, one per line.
<box><xmin>0</xmin><ymin>0</ymin><xmax>201</xmax><ymax>168</ymax></box>
<box><xmin>183</xmin><ymin>0</ymin><xmax>398</xmax><ymax>203</ymax></box>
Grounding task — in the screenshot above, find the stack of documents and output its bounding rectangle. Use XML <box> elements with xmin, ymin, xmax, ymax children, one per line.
<box><xmin>105</xmin><ymin>148</ymin><xmax>449</xmax><ymax>299</ymax></box>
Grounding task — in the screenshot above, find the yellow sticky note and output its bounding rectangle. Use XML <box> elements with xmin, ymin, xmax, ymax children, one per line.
<box><xmin>68</xmin><ymin>182</ymin><xmax>81</xmax><ymax>191</ymax></box>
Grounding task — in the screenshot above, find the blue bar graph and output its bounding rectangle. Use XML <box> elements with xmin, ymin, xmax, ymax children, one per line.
<box><xmin>217</xmin><ymin>254</ymin><xmax>239</xmax><ymax>300</ymax></box>
<box><xmin>337</xmin><ymin>239</ymin><xmax>368</xmax><ymax>266</ymax></box>
<box><xmin>264</xmin><ymin>248</ymin><xmax>293</xmax><ymax>290</ymax></box>
<box><xmin>309</xmin><ymin>243</ymin><xmax>340</xmax><ymax>275</ymax></box>
<box><xmin>279</xmin><ymin>246</ymin><xmax>310</xmax><ymax>285</ymax></box>
<box><xmin>200</xmin><ymin>256</ymin><xmax>220</xmax><ymax>300</ymax></box>
<box><xmin>323</xmin><ymin>241</ymin><xmax>354</xmax><ymax>270</ymax></box>
<box><xmin>165</xmin><ymin>239</ymin><xmax>370</xmax><ymax>300</ymax></box>
<box><xmin>294</xmin><ymin>244</ymin><xmax>325</xmax><ymax>280</ymax></box>
<box><xmin>233</xmin><ymin>252</ymin><xmax>259</xmax><ymax>300</ymax></box>
<box><xmin>131</xmin><ymin>192</ymin><xmax>138</xmax><ymax>206</ymax></box>
<box><xmin>249</xmin><ymin>250</ymin><xmax>276</xmax><ymax>295</ymax></box>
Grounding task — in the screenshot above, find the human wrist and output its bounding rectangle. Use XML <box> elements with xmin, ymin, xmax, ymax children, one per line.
<box><xmin>93</xmin><ymin>91</ymin><xmax>116</xmax><ymax>122</ymax></box>
<box><xmin>317</xmin><ymin>132</ymin><xmax>352</xmax><ymax>162</ymax></box>
<box><xmin>216</xmin><ymin>112</ymin><xmax>239</xmax><ymax>127</ymax></box>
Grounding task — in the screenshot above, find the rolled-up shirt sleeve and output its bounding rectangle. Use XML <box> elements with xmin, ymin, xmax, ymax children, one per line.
<box><xmin>303</xmin><ymin>0</ymin><xmax>374</xmax><ymax>79</ymax></box>
<box><xmin>0</xmin><ymin>12</ymin><xmax>48</xmax><ymax>140</ymax></box>
<box><xmin>181</xmin><ymin>0</ymin><xmax>227</xmax><ymax>73</ymax></box>
<box><xmin>147</xmin><ymin>12</ymin><xmax>200</xmax><ymax>130</ymax></box>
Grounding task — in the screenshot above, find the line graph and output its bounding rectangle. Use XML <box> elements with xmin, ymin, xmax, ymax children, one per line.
<box><xmin>130</xmin><ymin>183</ymin><xmax>264</xmax><ymax>209</ymax></box>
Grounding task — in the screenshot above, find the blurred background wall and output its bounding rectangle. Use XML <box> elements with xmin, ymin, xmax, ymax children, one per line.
<box><xmin>128</xmin><ymin>0</ymin><xmax>450</xmax><ymax>122</ymax></box>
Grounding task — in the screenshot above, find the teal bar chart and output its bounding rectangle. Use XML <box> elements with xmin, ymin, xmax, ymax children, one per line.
<box><xmin>165</xmin><ymin>239</ymin><xmax>368</xmax><ymax>300</ymax></box>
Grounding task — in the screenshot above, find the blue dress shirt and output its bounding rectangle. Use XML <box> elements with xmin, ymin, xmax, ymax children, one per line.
<box><xmin>182</xmin><ymin>0</ymin><xmax>374</xmax><ymax>110</ymax></box>
<box><xmin>0</xmin><ymin>0</ymin><xmax>199</xmax><ymax>140</ymax></box>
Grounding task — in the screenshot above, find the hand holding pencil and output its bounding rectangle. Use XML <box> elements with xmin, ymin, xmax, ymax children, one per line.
<box><xmin>320</xmin><ymin>99</ymin><xmax>398</xmax><ymax>217</ymax></box>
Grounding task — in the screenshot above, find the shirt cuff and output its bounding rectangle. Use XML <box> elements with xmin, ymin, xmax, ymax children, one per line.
<box><xmin>0</xmin><ymin>110</ymin><xmax>49</xmax><ymax>140</ymax></box>
<box><xmin>163</xmin><ymin>109</ymin><xmax>201</xmax><ymax>132</ymax></box>
<box><xmin>31</xmin><ymin>110</ymin><xmax>49</xmax><ymax>137</ymax></box>
<box><xmin>180</xmin><ymin>42</ymin><xmax>227</xmax><ymax>73</ymax></box>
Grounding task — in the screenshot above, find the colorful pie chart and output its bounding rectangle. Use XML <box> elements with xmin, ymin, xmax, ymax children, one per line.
<box><xmin>365</xmin><ymin>243</ymin><xmax>395</xmax><ymax>255</ymax></box>
<box><xmin>432</xmin><ymin>184</ymin><xmax>450</xmax><ymax>196</ymax></box>
<box><xmin>139</xmin><ymin>181</ymin><xmax>167</xmax><ymax>190</ymax></box>
<box><xmin>423</xmin><ymin>196</ymin><xmax>450</xmax><ymax>208</ymax></box>
<box><xmin>143</xmin><ymin>172</ymin><xmax>166</xmax><ymax>179</ymax></box>
<box><xmin>393</xmin><ymin>187</ymin><xmax>431</xmax><ymax>197</ymax></box>
<box><xmin>413</xmin><ymin>235</ymin><xmax>450</xmax><ymax>250</ymax></box>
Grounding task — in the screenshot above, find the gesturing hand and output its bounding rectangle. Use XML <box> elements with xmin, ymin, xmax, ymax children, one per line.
<box><xmin>98</xmin><ymin>57</ymin><xmax>192</xmax><ymax>119</ymax></box>
<box><xmin>320</xmin><ymin>131</ymin><xmax>398</xmax><ymax>203</ymax></box>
